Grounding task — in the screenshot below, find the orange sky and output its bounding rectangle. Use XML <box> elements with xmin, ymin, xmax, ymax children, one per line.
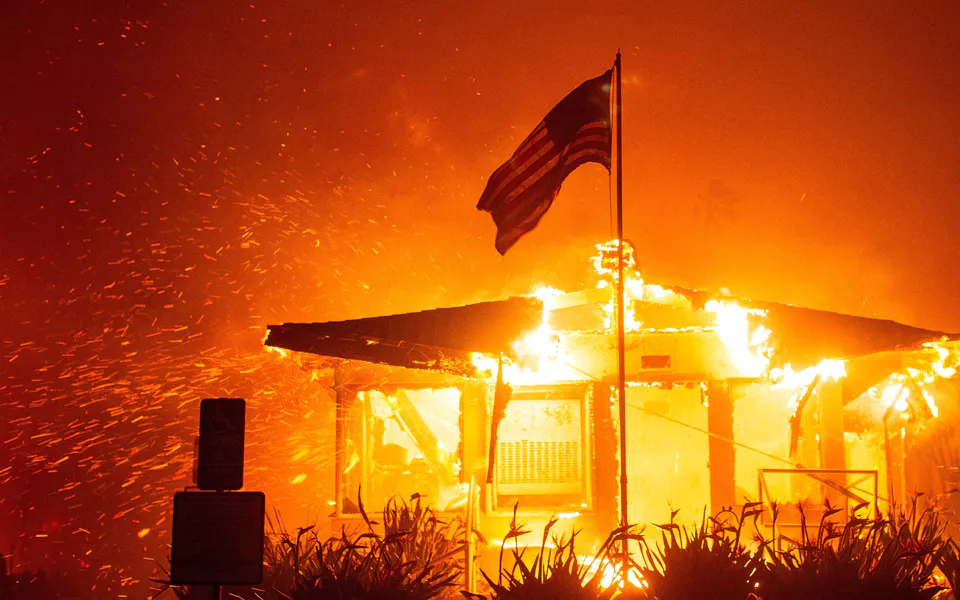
<box><xmin>3</xmin><ymin>1</ymin><xmax>959</xmax><ymax>331</ymax></box>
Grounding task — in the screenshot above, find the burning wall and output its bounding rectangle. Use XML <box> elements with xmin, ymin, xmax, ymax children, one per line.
<box><xmin>463</xmin><ymin>241</ymin><xmax>960</xmax><ymax>520</ymax></box>
<box><xmin>265</xmin><ymin>239</ymin><xmax>960</xmax><ymax>533</ymax></box>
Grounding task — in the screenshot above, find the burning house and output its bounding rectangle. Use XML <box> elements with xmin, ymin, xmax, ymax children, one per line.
<box><xmin>263</xmin><ymin>241</ymin><xmax>959</xmax><ymax>570</ymax></box>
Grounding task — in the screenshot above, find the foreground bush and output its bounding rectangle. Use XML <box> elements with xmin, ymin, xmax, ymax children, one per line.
<box><xmin>477</xmin><ymin>500</ymin><xmax>956</xmax><ymax>600</ymax></box>
<box><xmin>623</xmin><ymin>505</ymin><xmax>766</xmax><ymax>600</ymax></box>
<box><xmin>466</xmin><ymin>505</ymin><xmax>637</xmax><ymax>600</ymax></box>
<box><xmin>153</xmin><ymin>496</ymin><xmax>959</xmax><ymax>600</ymax></box>
<box><xmin>281</xmin><ymin>493</ymin><xmax>467</xmax><ymax>600</ymax></box>
<box><xmin>754</xmin><ymin>500</ymin><xmax>950</xmax><ymax>600</ymax></box>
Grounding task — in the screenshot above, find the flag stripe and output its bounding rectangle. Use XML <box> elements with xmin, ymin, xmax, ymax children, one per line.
<box><xmin>493</xmin><ymin>173</ymin><xmax>567</xmax><ymax>253</ymax></box>
<box><xmin>485</xmin><ymin>139</ymin><xmax>561</xmax><ymax>205</ymax></box>
<box><xmin>489</xmin><ymin>135</ymin><xmax>610</xmax><ymax>251</ymax></box>
<box><xmin>492</xmin><ymin>149</ymin><xmax>609</xmax><ymax>253</ymax></box>
<box><xmin>496</xmin><ymin>122</ymin><xmax>609</xmax><ymax>215</ymax></box>
<box><xmin>477</xmin><ymin>69</ymin><xmax>613</xmax><ymax>254</ymax></box>
<box><xmin>487</xmin><ymin>119</ymin><xmax>609</xmax><ymax>212</ymax></box>
<box><xmin>480</xmin><ymin>125</ymin><xmax>552</xmax><ymax>204</ymax></box>
<box><xmin>496</xmin><ymin>150</ymin><xmax>562</xmax><ymax>210</ymax></box>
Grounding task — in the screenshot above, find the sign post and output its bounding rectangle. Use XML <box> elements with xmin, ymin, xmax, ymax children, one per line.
<box><xmin>171</xmin><ymin>398</ymin><xmax>263</xmax><ymax>600</ymax></box>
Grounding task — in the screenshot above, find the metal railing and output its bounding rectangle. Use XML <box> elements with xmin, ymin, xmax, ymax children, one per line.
<box><xmin>757</xmin><ymin>468</ymin><xmax>879</xmax><ymax>532</ymax></box>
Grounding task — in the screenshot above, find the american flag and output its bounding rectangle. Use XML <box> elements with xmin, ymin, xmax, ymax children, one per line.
<box><xmin>477</xmin><ymin>69</ymin><xmax>612</xmax><ymax>254</ymax></box>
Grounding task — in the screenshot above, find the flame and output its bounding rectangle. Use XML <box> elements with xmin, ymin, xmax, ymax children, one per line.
<box><xmin>266</xmin><ymin>345</ymin><xmax>289</xmax><ymax>358</ymax></box>
<box><xmin>471</xmin><ymin>323</ymin><xmax>574</xmax><ymax>385</ymax></box>
<box><xmin>868</xmin><ymin>343</ymin><xmax>958</xmax><ymax>419</ymax></box>
<box><xmin>531</xmin><ymin>286</ymin><xmax>565</xmax><ymax>316</ymax></box>
<box><xmin>869</xmin><ymin>371</ymin><xmax>940</xmax><ymax>419</ymax></box>
<box><xmin>881</xmin><ymin>381</ymin><xmax>911</xmax><ymax>414</ymax></box>
<box><xmin>593</xmin><ymin>239</ymin><xmax>670</xmax><ymax>333</ymax></box>
<box><xmin>926</xmin><ymin>341</ymin><xmax>958</xmax><ymax>379</ymax></box>
<box><xmin>641</xmin><ymin>282</ymin><xmax>679</xmax><ymax>302</ymax></box>
<box><xmin>579</xmin><ymin>555</ymin><xmax>644</xmax><ymax>590</ymax></box>
<box><xmin>704</xmin><ymin>300</ymin><xmax>771</xmax><ymax>377</ymax></box>
<box><xmin>471</xmin><ymin>285</ymin><xmax>584</xmax><ymax>384</ymax></box>
<box><xmin>771</xmin><ymin>359</ymin><xmax>847</xmax><ymax>389</ymax></box>
<box><xmin>592</xmin><ymin>239</ymin><xmax>638</xmax><ymax>279</ymax></box>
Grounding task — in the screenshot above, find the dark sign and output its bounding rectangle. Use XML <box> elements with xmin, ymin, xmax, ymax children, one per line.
<box><xmin>198</xmin><ymin>398</ymin><xmax>246</xmax><ymax>491</ymax></box>
<box><xmin>170</xmin><ymin>491</ymin><xmax>265</xmax><ymax>585</ymax></box>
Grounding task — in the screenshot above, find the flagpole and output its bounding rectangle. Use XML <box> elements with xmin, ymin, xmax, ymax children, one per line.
<box><xmin>614</xmin><ymin>50</ymin><xmax>629</xmax><ymax>587</ymax></box>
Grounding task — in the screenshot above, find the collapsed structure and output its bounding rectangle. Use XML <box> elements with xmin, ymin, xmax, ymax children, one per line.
<box><xmin>263</xmin><ymin>241</ymin><xmax>959</xmax><ymax>565</ymax></box>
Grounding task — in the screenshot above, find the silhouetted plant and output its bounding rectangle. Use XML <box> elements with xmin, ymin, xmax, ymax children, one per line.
<box><xmin>287</xmin><ymin>491</ymin><xmax>467</xmax><ymax>600</ymax></box>
<box><xmin>620</xmin><ymin>504</ymin><xmax>765</xmax><ymax>600</ymax></box>
<box><xmin>466</xmin><ymin>503</ymin><xmax>640</xmax><ymax>600</ymax></box>
<box><xmin>754</xmin><ymin>498</ymin><xmax>949</xmax><ymax>600</ymax></box>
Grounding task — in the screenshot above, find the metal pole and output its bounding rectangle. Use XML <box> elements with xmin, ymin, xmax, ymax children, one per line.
<box><xmin>465</xmin><ymin>475</ymin><xmax>476</xmax><ymax>593</ymax></box>
<box><xmin>614</xmin><ymin>50</ymin><xmax>629</xmax><ymax>588</ymax></box>
<box><xmin>212</xmin><ymin>583</ymin><xmax>221</xmax><ymax>600</ymax></box>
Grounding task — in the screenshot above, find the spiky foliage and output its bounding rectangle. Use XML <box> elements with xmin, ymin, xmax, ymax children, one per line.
<box><xmin>936</xmin><ymin>538</ymin><xmax>960</xmax><ymax>596</ymax></box>
<box><xmin>754</xmin><ymin>499</ymin><xmax>950</xmax><ymax>600</ymax></box>
<box><xmin>286</xmin><ymin>493</ymin><xmax>467</xmax><ymax>600</ymax></box>
<box><xmin>622</xmin><ymin>504</ymin><xmax>766</xmax><ymax>600</ymax></box>
<box><xmin>468</xmin><ymin>504</ymin><xmax>639</xmax><ymax>600</ymax></box>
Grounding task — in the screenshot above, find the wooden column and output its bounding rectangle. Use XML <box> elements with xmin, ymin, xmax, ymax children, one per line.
<box><xmin>334</xmin><ymin>375</ymin><xmax>359</xmax><ymax>516</ymax></box>
<box><xmin>707</xmin><ymin>381</ymin><xmax>735</xmax><ymax>513</ymax></box>
<box><xmin>592</xmin><ymin>382</ymin><xmax>619</xmax><ymax>532</ymax></box>
<box><xmin>334</xmin><ymin>366</ymin><xmax>344</xmax><ymax>517</ymax></box>
<box><xmin>460</xmin><ymin>381</ymin><xmax>489</xmax><ymax>488</ymax></box>
<box><xmin>818</xmin><ymin>379</ymin><xmax>847</xmax><ymax>508</ymax></box>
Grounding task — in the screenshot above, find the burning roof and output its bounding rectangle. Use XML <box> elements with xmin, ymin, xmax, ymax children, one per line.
<box><xmin>263</xmin><ymin>296</ymin><xmax>542</xmax><ymax>377</ymax></box>
<box><xmin>667</xmin><ymin>285</ymin><xmax>956</xmax><ymax>371</ymax></box>
<box><xmin>264</xmin><ymin>241</ymin><xmax>958</xmax><ymax>382</ymax></box>
<box><xmin>265</xmin><ymin>286</ymin><xmax>955</xmax><ymax>378</ymax></box>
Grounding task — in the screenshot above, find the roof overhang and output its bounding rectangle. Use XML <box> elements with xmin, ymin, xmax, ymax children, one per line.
<box><xmin>265</xmin><ymin>287</ymin><xmax>956</xmax><ymax>379</ymax></box>
<box><xmin>264</xmin><ymin>296</ymin><xmax>543</xmax><ymax>376</ymax></box>
<box><xmin>668</xmin><ymin>285</ymin><xmax>955</xmax><ymax>370</ymax></box>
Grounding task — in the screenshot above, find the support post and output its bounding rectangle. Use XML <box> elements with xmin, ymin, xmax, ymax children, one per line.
<box><xmin>818</xmin><ymin>379</ymin><xmax>846</xmax><ymax>510</ymax></box>
<box><xmin>707</xmin><ymin>381</ymin><xmax>735</xmax><ymax>512</ymax></box>
<box><xmin>592</xmin><ymin>382</ymin><xmax>619</xmax><ymax>534</ymax></box>
<box><xmin>334</xmin><ymin>363</ymin><xmax>344</xmax><ymax>517</ymax></box>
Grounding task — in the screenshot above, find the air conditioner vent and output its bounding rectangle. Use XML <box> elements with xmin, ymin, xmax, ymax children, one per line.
<box><xmin>498</xmin><ymin>440</ymin><xmax>581</xmax><ymax>485</ymax></box>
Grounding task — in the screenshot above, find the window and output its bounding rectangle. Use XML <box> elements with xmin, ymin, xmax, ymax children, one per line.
<box><xmin>342</xmin><ymin>388</ymin><xmax>463</xmax><ymax>513</ymax></box>
<box><xmin>493</xmin><ymin>385</ymin><xmax>591</xmax><ymax>510</ymax></box>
